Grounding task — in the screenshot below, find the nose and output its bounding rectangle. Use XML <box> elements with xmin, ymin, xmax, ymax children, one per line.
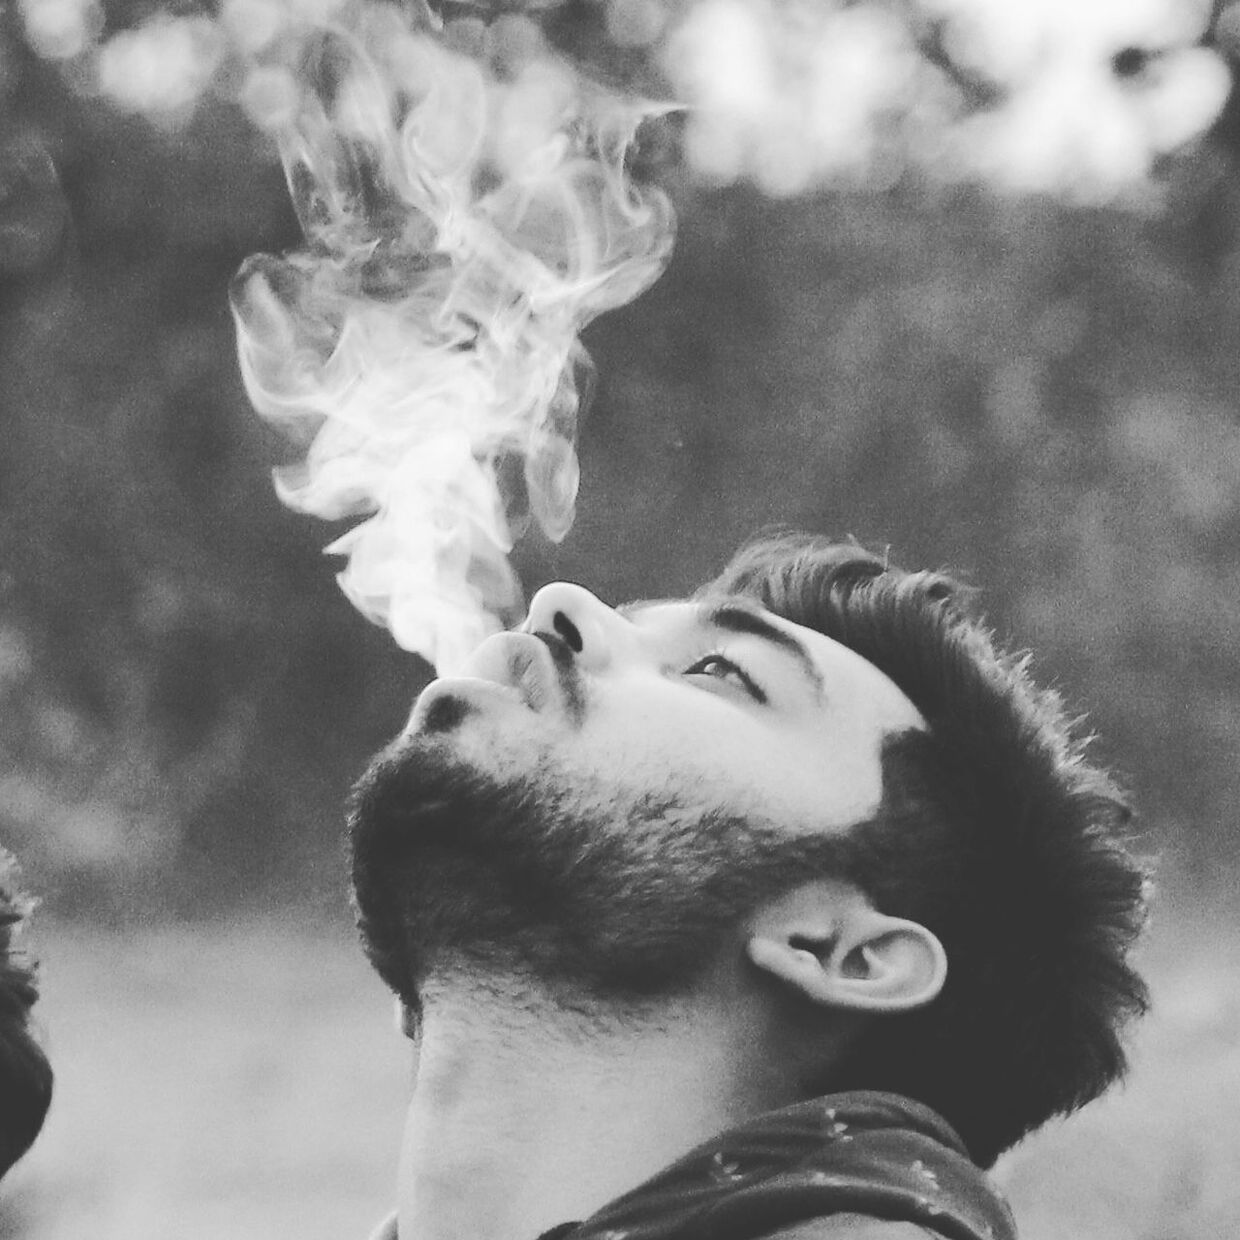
<box><xmin>523</xmin><ymin>582</ymin><xmax>631</xmax><ymax>673</ymax></box>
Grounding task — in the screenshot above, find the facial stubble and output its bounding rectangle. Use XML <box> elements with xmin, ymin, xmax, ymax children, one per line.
<box><xmin>348</xmin><ymin>723</ymin><xmax>864</xmax><ymax>1015</ymax></box>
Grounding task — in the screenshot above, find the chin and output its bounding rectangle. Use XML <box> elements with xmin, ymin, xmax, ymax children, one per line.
<box><xmin>400</xmin><ymin>686</ymin><xmax>557</xmax><ymax>793</ymax></box>
<box><xmin>348</xmin><ymin>721</ymin><xmax>722</xmax><ymax>1005</ymax></box>
<box><xmin>410</xmin><ymin>680</ymin><xmax>494</xmax><ymax>735</ymax></box>
<box><xmin>407</xmin><ymin>675</ymin><xmax>523</xmax><ymax>733</ymax></box>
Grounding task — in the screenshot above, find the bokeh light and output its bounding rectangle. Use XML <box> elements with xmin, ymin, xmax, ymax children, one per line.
<box><xmin>7</xmin><ymin>0</ymin><xmax>1231</xmax><ymax>198</ymax></box>
<box><xmin>664</xmin><ymin>0</ymin><xmax>1229</xmax><ymax>198</ymax></box>
<box><xmin>18</xmin><ymin>0</ymin><xmax>103</xmax><ymax>62</ymax></box>
<box><xmin>96</xmin><ymin>16</ymin><xmax>226</xmax><ymax>120</ymax></box>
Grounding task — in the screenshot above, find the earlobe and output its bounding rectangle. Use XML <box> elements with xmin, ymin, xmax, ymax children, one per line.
<box><xmin>747</xmin><ymin>901</ymin><xmax>947</xmax><ymax>1015</ymax></box>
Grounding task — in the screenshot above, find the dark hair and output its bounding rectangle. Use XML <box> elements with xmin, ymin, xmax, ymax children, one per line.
<box><xmin>707</xmin><ymin>533</ymin><xmax>1151</xmax><ymax>1167</ymax></box>
<box><xmin>0</xmin><ymin>852</ymin><xmax>52</xmax><ymax>1179</ymax></box>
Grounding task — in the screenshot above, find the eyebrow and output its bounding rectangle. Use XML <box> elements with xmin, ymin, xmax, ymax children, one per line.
<box><xmin>699</xmin><ymin>599</ymin><xmax>825</xmax><ymax>700</ymax></box>
<box><xmin>617</xmin><ymin>596</ymin><xmax>826</xmax><ymax>700</ymax></box>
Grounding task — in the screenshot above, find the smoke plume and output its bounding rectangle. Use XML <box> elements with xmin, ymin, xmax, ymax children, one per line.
<box><xmin>231</xmin><ymin>3</ymin><xmax>674</xmax><ymax>672</ymax></box>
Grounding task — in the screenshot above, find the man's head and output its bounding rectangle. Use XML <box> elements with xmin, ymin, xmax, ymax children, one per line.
<box><xmin>0</xmin><ymin>851</ymin><xmax>52</xmax><ymax>1181</ymax></box>
<box><xmin>350</xmin><ymin>533</ymin><xmax>1150</xmax><ymax>1166</ymax></box>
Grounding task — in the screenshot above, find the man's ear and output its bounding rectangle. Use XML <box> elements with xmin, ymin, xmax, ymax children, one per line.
<box><xmin>746</xmin><ymin>883</ymin><xmax>946</xmax><ymax>1014</ymax></box>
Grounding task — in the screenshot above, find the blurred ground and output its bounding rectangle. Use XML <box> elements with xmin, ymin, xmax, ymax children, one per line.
<box><xmin>1</xmin><ymin>895</ymin><xmax>1237</xmax><ymax>1240</ymax></box>
<box><xmin>996</xmin><ymin>900</ymin><xmax>1240</xmax><ymax>1240</ymax></box>
<box><xmin>0</xmin><ymin>914</ymin><xmax>407</xmax><ymax>1240</ymax></box>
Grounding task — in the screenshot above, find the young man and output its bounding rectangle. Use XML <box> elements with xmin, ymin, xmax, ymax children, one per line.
<box><xmin>349</xmin><ymin>534</ymin><xmax>1151</xmax><ymax>1240</ymax></box>
<box><xmin>0</xmin><ymin>851</ymin><xmax>52</xmax><ymax>1182</ymax></box>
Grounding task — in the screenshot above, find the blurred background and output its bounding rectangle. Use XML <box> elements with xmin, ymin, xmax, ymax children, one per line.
<box><xmin>2</xmin><ymin>0</ymin><xmax>1240</xmax><ymax>1235</ymax></box>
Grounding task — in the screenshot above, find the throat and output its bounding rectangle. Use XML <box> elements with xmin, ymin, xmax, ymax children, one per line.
<box><xmin>397</xmin><ymin>971</ymin><xmax>786</xmax><ymax>1240</ymax></box>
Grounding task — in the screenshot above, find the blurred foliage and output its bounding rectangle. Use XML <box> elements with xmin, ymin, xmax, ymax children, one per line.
<box><xmin>1</xmin><ymin>0</ymin><xmax>1240</xmax><ymax>914</ymax></box>
<box><xmin>3</xmin><ymin>0</ymin><xmax>1238</xmax><ymax>196</ymax></box>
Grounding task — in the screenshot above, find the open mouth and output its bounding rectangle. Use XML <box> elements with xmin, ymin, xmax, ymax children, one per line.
<box><xmin>482</xmin><ymin>631</ymin><xmax>562</xmax><ymax>712</ymax></box>
<box><xmin>408</xmin><ymin>630</ymin><xmax>569</xmax><ymax>732</ymax></box>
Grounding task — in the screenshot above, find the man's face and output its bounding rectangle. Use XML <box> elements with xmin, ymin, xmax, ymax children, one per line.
<box><xmin>416</xmin><ymin>584</ymin><xmax>921</xmax><ymax>832</ymax></box>
<box><xmin>350</xmin><ymin>583</ymin><xmax>924</xmax><ymax>1004</ymax></box>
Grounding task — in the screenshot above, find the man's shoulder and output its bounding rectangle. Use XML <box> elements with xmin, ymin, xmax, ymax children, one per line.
<box><xmin>758</xmin><ymin>1217</ymin><xmax>939</xmax><ymax>1240</ymax></box>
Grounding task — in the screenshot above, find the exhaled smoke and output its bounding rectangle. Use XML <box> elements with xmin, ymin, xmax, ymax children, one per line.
<box><xmin>230</xmin><ymin>4</ymin><xmax>674</xmax><ymax>672</ymax></box>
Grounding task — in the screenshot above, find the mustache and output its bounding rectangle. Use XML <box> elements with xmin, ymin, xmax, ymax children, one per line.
<box><xmin>530</xmin><ymin>628</ymin><xmax>586</xmax><ymax>725</ymax></box>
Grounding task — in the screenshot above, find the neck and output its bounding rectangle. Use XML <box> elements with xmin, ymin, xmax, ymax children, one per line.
<box><xmin>397</xmin><ymin>967</ymin><xmax>796</xmax><ymax>1240</ymax></box>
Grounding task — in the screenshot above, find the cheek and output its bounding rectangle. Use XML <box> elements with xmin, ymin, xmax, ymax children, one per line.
<box><xmin>574</xmin><ymin>690</ymin><xmax>887</xmax><ymax>834</ymax></box>
<box><xmin>571</xmin><ymin>691</ymin><xmax>808</xmax><ymax>813</ymax></box>
<box><xmin>581</xmin><ymin>684</ymin><xmax>753</xmax><ymax>763</ymax></box>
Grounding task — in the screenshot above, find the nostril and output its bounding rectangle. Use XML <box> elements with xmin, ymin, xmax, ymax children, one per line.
<box><xmin>553</xmin><ymin>611</ymin><xmax>583</xmax><ymax>653</ymax></box>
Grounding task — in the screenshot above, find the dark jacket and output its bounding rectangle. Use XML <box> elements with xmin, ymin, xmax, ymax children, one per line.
<box><xmin>368</xmin><ymin>1091</ymin><xmax>1018</xmax><ymax>1240</ymax></box>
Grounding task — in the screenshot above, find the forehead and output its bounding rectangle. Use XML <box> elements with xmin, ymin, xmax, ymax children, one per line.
<box><xmin>622</xmin><ymin>596</ymin><xmax>926</xmax><ymax>732</ymax></box>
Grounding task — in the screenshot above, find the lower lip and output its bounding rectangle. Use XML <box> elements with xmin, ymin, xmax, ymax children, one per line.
<box><xmin>507</xmin><ymin>644</ymin><xmax>553</xmax><ymax>711</ymax></box>
<box><xmin>465</xmin><ymin>632</ymin><xmax>558</xmax><ymax>711</ymax></box>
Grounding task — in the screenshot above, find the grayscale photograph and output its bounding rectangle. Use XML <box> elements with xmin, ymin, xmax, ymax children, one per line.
<box><xmin>1</xmin><ymin>0</ymin><xmax>1238</xmax><ymax>1237</ymax></box>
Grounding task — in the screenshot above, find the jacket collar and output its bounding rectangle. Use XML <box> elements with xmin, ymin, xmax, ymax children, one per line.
<box><xmin>553</xmin><ymin>1091</ymin><xmax>1017</xmax><ymax>1240</ymax></box>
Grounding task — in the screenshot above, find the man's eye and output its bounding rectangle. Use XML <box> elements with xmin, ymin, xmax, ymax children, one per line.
<box><xmin>683</xmin><ymin>655</ymin><xmax>765</xmax><ymax>702</ymax></box>
<box><xmin>685</xmin><ymin>654</ymin><xmax>742</xmax><ymax>680</ymax></box>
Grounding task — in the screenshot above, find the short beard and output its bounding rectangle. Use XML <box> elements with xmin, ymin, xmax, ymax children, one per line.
<box><xmin>348</xmin><ymin>730</ymin><xmax>864</xmax><ymax>1020</ymax></box>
